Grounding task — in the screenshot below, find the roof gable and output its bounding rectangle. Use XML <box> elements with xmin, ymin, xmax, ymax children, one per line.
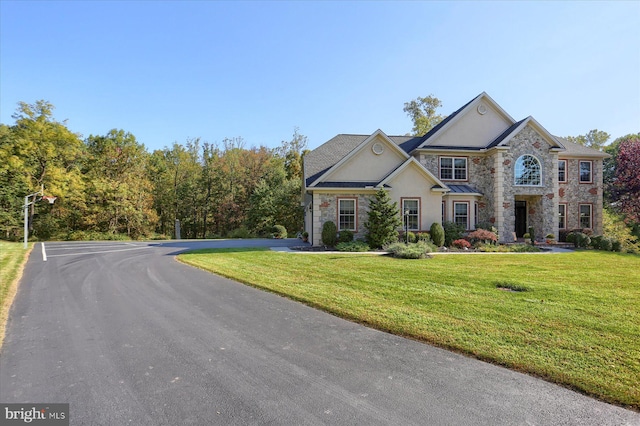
<box><xmin>489</xmin><ymin>116</ymin><xmax>564</xmax><ymax>150</ymax></box>
<box><xmin>416</xmin><ymin>92</ymin><xmax>516</xmax><ymax>150</ymax></box>
<box><xmin>307</xmin><ymin>130</ymin><xmax>409</xmax><ymax>187</ymax></box>
<box><xmin>378</xmin><ymin>157</ymin><xmax>447</xmax><ymax>189</ymax></box>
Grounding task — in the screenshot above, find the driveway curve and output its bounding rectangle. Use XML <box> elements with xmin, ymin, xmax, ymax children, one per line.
<box><xmin>1</xmin><ymin>239</ymin><xmax>638</xmax><ymax>425</ymax></box>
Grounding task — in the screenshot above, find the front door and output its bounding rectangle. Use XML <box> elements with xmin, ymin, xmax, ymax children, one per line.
<box><xmin>515</xmin><ymin>201</ymin><xmax>527</xmax><ymax>238</ymax></box>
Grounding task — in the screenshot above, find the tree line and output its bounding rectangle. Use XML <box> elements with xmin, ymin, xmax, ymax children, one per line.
<box><xmin>0</xmin><ymin>101</ymin><xmax>307</xmax><ymax>241</ymax></box>
<box><xmin>2</xmin><ymin>97</ymin><xmax>638</xmax><ymax>244</ymax></box>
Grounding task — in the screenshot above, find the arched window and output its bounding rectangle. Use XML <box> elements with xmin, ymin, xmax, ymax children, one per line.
<box><xmin>514</xmin><ymin>155</ymin><xmax>541</xmax><ymax>186</ymax></box>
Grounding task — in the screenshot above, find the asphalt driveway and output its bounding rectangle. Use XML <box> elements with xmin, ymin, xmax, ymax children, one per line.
<box><xmin>1</xmin><ymin>239</ymin><xmax>638</xmax><ymax>425</ymax></box>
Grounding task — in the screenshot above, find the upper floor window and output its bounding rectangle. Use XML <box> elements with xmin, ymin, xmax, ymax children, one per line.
<box><xmin>579</xmin><ymin>161</ymin><xmax>593</xmax><ymax>183</ymax></box>
<box><xmin>338</xmin><ymin>198</ymin><xmax>356</xmax><ymax>231</ymax></box>
<box><xmin>558</xmin><ymin>160</ymin><xmax>567</xmax><ymax>183</ymax></box>
<box><xmin>440</xmin><ymin>157</ymin><xmax>467</xmax><ymax>181</ymax></box>
<box><xmin>402</xmin><ymin>199</ymin><xmax>420</xmax><ymax>231</ymax></box>
<box><xmin>515</xmin><ymin>155</ymin><xmax>541</xmax><ymax>186</ymax></box>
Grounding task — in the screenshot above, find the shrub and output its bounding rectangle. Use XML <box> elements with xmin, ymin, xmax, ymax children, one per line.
<box><xmin>567</xmin><ymin>231</ymin><xmax>590</xmax><ymax>248</ymax></box>
<box><xmin>599</xmin><ymin>237</ymin><xmax>613</xmax><ymax>252</ymax></box>
<box><xmin>611</xmin><ymin>239</ymin><xmax>622</xmax><ymax>252</ymax></box>
<box><xmin>453</xmin><ymin>239</ymin><xmax>471</xmax><ymax>249</ymax></box>
<box><xmin>336</xmin><ymin>241</ymin><xmax>370</xmax><ymax>252</ymax></box>
<box><xmin>528</xmin><ymin>226</ymin><xmax>535</xmax><ymax>243</ymax></box>
<box><xmin>476</xmin><ymin>222</ymin><xmax>499</xmax><ymax>240</ymax></box>
<box><xmin>229</xmin><ymin>227</ymin><xmax>254</xmax><ymax>239</ymax></box>
<box><xmin>416</xmin><ymin>232</ymin><xmax>431</xmax><ymax>243</ymax></box>
<box><xmin>338</xmin><ymin>230</ymin><xmax>354</xmax><ymax>243</ymax></box>
<box><xmin>405</xmin><ymin>231</ymin><xmax>417</xmax><ymax>243</ymax></box>
<box><xmin>385</xmin><ymin>241</ymin><xmax>435</xmax><ymax>259</ymax></box>
<box><xmin>442</xmin><ymin>221</ymin><xmax>464</xmax><ymax>247</ymax></box>
<box><xmin>272</xmin><ymin>225</ymin><xmax>287</xmax><ymax>239</ymax></box>
<box><xmin>466</xmin><ymin>229</ymin><xmax>497</xmax><ymax>245</ymax></box>
<box><xmin>321</xmin><ymin>221</ymin><xmax>337</xmax><ymax>247</ymax></box>
<box><xmin>430</xmin><ymin>222</ymin><xmax>445</xmax><ymax>247</ymax></box>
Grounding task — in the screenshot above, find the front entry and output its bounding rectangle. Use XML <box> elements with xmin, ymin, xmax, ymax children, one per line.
<box><xmin>515</xmin><ymin>201</ymin><xmax>527</xmax><ymax>238</ymax></box>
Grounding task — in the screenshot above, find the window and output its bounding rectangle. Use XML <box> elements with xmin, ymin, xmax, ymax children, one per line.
<box><xmin>558</xmin><ymin>160</ymin><xmax>567</xmax><ymax>183</ymax></box>
<box><xmin>514</xmin><ymin>155</ymin><xmax>541</xmax><ymax>186</ymax></box>
<box><xmin>402</xmin><ymin>199</ymin><xmax>419</xmax><ymax>231</ymax></box>
<box><xmin>558</xmin><ymin>204</ymin><xmax>567</xmax><ymax>229</ymax></box>
<box><xmin>579</xmin><ymin>204</ymin><xmax>592</xmax><ymax>229</ymax></box>
<box><xmin>453</xmin><ymin>202</ymin><xmax>469</xmax><ymax>229</ymax></box>
<box><xmin>440</xmin><ymin>157</ymin><xmax>467</xmax><ymax>180</ymax></box>
<box><xmin>579</xmin><ymin>161</ymin><xmax>592</xmax><ymax>183</ymax></box>
<box><xmin>441</xmin><ymin>201</ymin><xmax>446</xmax><ymax>223</ymax></box>
<box><xmin>338</xmin><ymin>199</ymin><xmax>356</xmax><ymax>231</ymax></box>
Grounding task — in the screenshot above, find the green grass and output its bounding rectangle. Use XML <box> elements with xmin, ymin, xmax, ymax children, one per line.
<box><xmin>0</xmin><ymin>241</ymin><xmax>32</xmax><ymax>348</ymax></box>
<box><xmin>178</xmin><ymin>249</ymin><xmax>640</xmax><ymax>410</ymax></box>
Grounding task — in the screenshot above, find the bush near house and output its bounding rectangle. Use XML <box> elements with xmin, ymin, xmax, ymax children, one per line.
<box><xmin>321</xmin><ymin>221</ymin><xmax>337</xmax><ymax>247</ymax></box>
<box><xmin>442</xmin><ymin>221</ymin><xmax>465</xmax><ymax>247</ymax></box>
<box><xmin>338</xmin><ymin>230</ymin><xmax>354</xmax><ymax>243</ymax></box>
<box><xmin>453</xmin><ymin>239</ymin><xmax>472</xmax><ymax>249</ymax></box>
<box><xmin>385</xmin><ymin>241</ymin><xmax>436</xmax><ymax>259</ymax></box>
<box><xmin>336</xmin><ymin>241</ymin><xmax>370</xmax><ymax>252</ymax></box>
<box><xmin>272</xmin><ymin>225</ymin><xmax>287</xmax><ymax>239</ymax></box>
<box><xmin>430</xmin><ymin>222</ymin><xmax>445</xmax><ymax>247</ymax></box>
<box><xmin>466</xmin><ymin>229</ymin><xmax>497</xmax><ymax>246</ymax></box>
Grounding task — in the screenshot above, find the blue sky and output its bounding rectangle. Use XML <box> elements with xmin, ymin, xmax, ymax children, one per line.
<box><xmin>1</xmin><ymin>1</ymin><xmax>639</xmax><ymax>152</ymax></box>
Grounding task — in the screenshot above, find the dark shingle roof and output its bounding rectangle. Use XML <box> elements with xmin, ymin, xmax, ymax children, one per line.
<box><xmin>304</xmin><ymin>134</ymin><xmax>366</xmax><ymax>186</ymax></box>
<box><xmin>485</xmin><ymin>118</ymin><xmax>528</xmax><ymax>148</ymax></box>
<box><xmin>313</xmin><ymin>182</ymin><xmax>381</xmax><ymax>188</ymax></box>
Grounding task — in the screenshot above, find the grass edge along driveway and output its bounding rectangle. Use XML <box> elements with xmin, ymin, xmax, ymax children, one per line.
<box><xmin>178</xmin><ymin>249</ymin><xmax>640</xmax><ymax>411</ymax></box>
<box><xmin>0</xmin><ymin>241</ymin><xmax>33</xmax><ymax>348</ymax></box>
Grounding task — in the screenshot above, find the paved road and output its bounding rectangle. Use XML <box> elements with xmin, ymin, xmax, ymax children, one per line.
<box><xmin>1</xmin><ymin>240</ymin><xmax>638</xmax><ymax>425</ymax></box>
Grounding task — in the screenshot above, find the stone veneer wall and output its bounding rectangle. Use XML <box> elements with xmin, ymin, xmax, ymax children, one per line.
<box><xmin>313</xmin><ymin>192</ymin><xmax>371</xmax><ymax>244</ymax></box>
<box><xmin>500</xmin><ymin>126</ymin><xmax>558</xmax><ymax>242</ymax></box>
<box><xmin>558</xmin><ymin>159</ymin><xmax>604</xmax><ymax>234</ymax></box>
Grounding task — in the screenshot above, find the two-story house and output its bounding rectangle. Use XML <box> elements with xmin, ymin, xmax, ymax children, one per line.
<box><xmin>302</xmin><ymin>92</ymin><xmax>608</xmax><ymax>246</ymax></box>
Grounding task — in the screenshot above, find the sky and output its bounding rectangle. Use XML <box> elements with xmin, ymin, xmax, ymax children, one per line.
<box><xmin>1</xmin><ymin>1</ymin><xmax>639</xmax><ymax>152</ymax></box>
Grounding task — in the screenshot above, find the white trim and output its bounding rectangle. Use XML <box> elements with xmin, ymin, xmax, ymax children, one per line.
<box><xmin>378</xmin><ymin>157</ymin><xmax>449</xmax><ymax>190</ymax></box>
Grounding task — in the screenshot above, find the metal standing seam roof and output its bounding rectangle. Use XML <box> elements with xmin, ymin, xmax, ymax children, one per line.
<box><xmin>446</xmin><ymin>184</ymin><xmax>483</xmax><ymax>195</ymax></box>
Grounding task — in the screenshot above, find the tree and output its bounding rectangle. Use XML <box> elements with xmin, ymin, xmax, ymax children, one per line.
<box><xmin>610</xmin><ymin>137</ymin><xmax>640</xmax><ymax>227</ymax></box>
<box><xmin>603</xmin><ymin>133</ymin><xmax>640</xmax><ymax>203</ymax></box>
<box><xmin>403</xmin><ymin>95</ymin><xmax>445</xmax><ymax>136</ymax></box>
<box><xmin>565</xmin><ymin>129</ymin><xmax>610</xmax><ymax>151</ymax></box>
<box><xmin>364</xmin><ymin>188</ymin><xmax>402</xmax><ymax>248</ymax></box>
<box><xmin>0</xmin><ymin>101</ymin><xmax>85</xmax><ymax>240</ymax></box>
<box><xmin>84</xmin><ymin>129</ymin><xmax>157</xmax><ymax>238</ymax></box>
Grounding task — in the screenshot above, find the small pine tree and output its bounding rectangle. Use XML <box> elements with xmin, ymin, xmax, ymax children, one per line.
<box><xmin>430</xmin><ymin>222</ymin><xmax>445</xmax><ymax>247</ymax></box>
<box><xmin>364</xmin><ymin>189</ymin><xmax>402</xmax><ymax>248</ymax></box>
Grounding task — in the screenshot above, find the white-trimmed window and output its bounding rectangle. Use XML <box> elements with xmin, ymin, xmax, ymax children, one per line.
<box><xmin>579</xmin><ymin>204</ymin><xmax>592</xmax><ymax>229</ymax></box>
<box><xmin>579</xmin><ymin>161</ymin><xmax>593</xmax><ymax>183</ymax></box>
<box><xmin>440</xmin><ymin>157</ymin><xmax>467</xmax><ymax>180</ymax></box>
<box><xmin>474</xmin><ymin>202</ymin><xmax>479</xmax><ymax>227</ymax></box>
<box><xmin>402</xmin><ymin>199</ymin><xmax>420</xmax><ymax>231</ymax></box>
<box><xmin>338</xmin><ymin>198</ymin><xmax>357</xmax><ymax>231</ymax></box>
<box><xmin>558</xmin><ymin>159</ymin><xmax>567</xmax><ymax>183</ymax></box>
<box><xmin>558</xmin><ymin>204</ymin><xmax>567</xmax><ymax>229</ymax></box>
<box><xmin>441</xmin><ymin>201</ymin><xmax>446</xmax><ymax>223</ymax></box>
<box><xmin>453</xmin><ymin>202</ymin><xmax>469</xmax><ymax>229</ymax></box>
<box><xmin>515</xmin><ymin>155</ymin><xmax>541</xmax><ymax>186</ymax></box>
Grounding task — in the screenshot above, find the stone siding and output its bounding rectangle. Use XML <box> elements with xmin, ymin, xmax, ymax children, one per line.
<box><xmin>315</xmin><ymin>193</ymin><xmax>371</xmax><ymax>244</ymax></box>
<box><xmin>558</xmin><ymin>159</ymin><xmax>604</xmax><ymax>234</ymax></box>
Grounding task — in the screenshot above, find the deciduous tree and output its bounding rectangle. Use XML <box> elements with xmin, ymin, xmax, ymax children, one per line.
<box><xmin>403</xmin><ymin>95</ymin><xmax>444</xmax><ymax>136</ymax></box>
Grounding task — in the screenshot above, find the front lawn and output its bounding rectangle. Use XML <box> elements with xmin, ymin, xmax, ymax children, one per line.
<box><xmin>178</xmin><ymin>249</ymin><xmax>640</xmax><ymax>410</ymax></box>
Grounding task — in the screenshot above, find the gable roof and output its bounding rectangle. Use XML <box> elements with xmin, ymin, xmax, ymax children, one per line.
<box><xmin>378</xmin><ymin>157</ymin><xmax>447</xmax><ymax>190</ymax></box>
<box><xmin>487</xmin><ymin>116</ymin><xmax>565</xmax><ymax>150</ymax></box>
<box><xmin>416</xmin><ymin>92</ymin><xmax>516</xmax><ymax>150</ymax></box>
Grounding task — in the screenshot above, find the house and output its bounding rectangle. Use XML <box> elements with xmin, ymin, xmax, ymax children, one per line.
<box><xmin>302</xmin><ymin>92</ymin><xmax>609</xmax><ymax>246</ymax></box>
